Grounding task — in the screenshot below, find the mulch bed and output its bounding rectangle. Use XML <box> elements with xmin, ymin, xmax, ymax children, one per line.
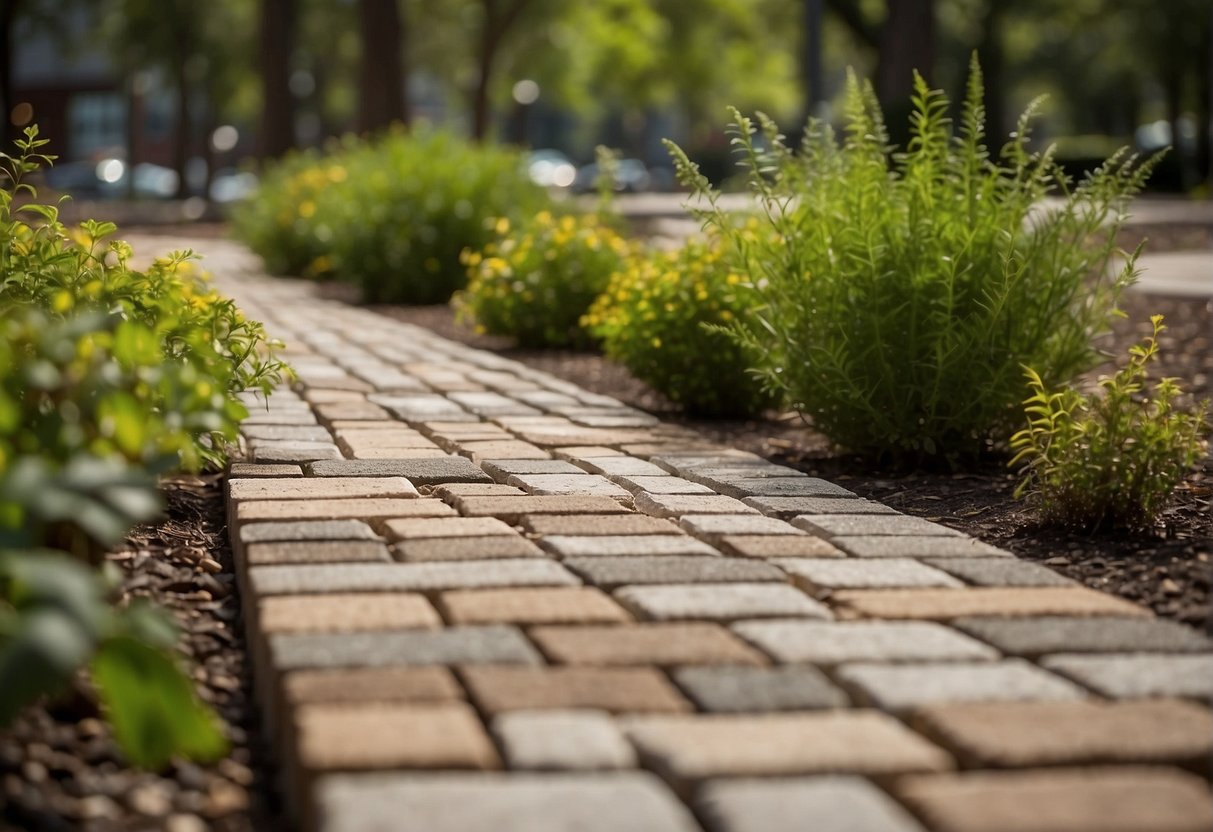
<box><xmin>1</xmin><ymin>477</ymin><xmax>283</xmax><ymax>832</ymax></box>
<box><xmin>377</xmin><ymin>288</ymin><xmax>1211</xmax><ymax>631</ymax></box>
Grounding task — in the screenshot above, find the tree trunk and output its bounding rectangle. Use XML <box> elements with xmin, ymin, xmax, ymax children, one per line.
<box><xmin>0</xmin><ymin>0</ymin><xmax>19</xmax><ymax>151</ymax></box>
<box><xmin>357</xmin><ymin>0</ymin><xmax>408</xmax><ymax>133</ymax></box>
<box><xmin>471</xmin><ymin>0</ymin><xmax>529</xmax><ymax>142</ymax></box>
<box><xmin>976</xmin><ymin>1</ymin><xmax>1006</xmax><ymax>144</ymax></box>
<box><xmin>874</xmin><ymin>0</ymin><xmax>935</xmax><ymax>144</ymax></box>
<box><xmin>800</xmin><ymin>0</ymin><xmax>825</xmax><ymax>129</ymax></box>
<box><xmin>258</xmin><ymin>0</ymin><xmax>297</xmax><ymax>159</ymax></box>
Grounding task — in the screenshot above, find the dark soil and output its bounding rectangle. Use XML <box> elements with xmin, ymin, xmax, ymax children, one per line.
<box><xmin>1</xmin><ymin>476</ymin><xmax>283</xmax><ymax>832</ymax></box>
<box><xmin>377</xmin><ymin>289</ymin><xmax>1212</xmax><ymax>632</ymax></box>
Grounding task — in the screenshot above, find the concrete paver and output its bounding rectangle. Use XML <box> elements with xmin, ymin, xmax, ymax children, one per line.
<box><xmin>205</xmin><ymin>252</ymin><xmax>1213</xmax><ymax>832</ymax></box>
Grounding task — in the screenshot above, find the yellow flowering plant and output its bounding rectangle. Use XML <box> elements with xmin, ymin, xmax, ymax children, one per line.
<box><xmin>584</xmin><ymin>235</ymin><xmax>778</xmax><ymax>417</ymax></box>
<box><xmin>455</xmin><ymin>211</ymin><xmax>631</xmax><ymax>348</ymax></box>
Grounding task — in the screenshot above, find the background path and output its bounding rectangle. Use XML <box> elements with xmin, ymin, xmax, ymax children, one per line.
<box><xmin>148</xmin><ymin>237</ymin><xmax>1211</xmax><ymax>832</ymax></box>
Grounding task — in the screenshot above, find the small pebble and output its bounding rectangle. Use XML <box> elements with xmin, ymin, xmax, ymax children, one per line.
<box><xmin>199</xmin><ymin>557</ymin><xmax>223</xmax><ymax>574</ymax></box>
<box><xmin>128</xmin><ymin>782</ymin><xmax>174</xmax><ymax>816</ymax></box>
<box><xmin>205</xmin><ymin>780</ymin><xmax>250</xmax><ymax>817</ymax></box>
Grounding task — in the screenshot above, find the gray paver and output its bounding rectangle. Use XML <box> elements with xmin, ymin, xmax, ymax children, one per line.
<box><xmin>482</xmin><ymin>459</ymin><xmax>584</xmax><ymax>479</ymax></box>
<box><xmin>228</xmin><ymin>477</ymin><xmax>419</xmax><ymax>501</ymax></box>
<box><xmin>773</xmin><ymin>558</ymin><xmax>963</xmax><ymax>592</ymax></box>
<box><xmin>832</xmin><ymin>536</ymin><xmax>1012</xmax><ymax>559</ymax></box>
<box><xmin>706</xmin><ymin>477</ymin><xmax>856</xmax><ymax>500</ymax></box>
<box><xmin>697</xmin><ymin>776</ymin><xmax>927</xmax><ymax>832</ymax></box>
<box><xmin>313</xmin><ymin>772</ymin><xmax>702</xmax><ymax>832</ymax></box>
<box><xmin>270</xmin><ymin>626</ymin><xmax>543</xmax><ymax>670</ymax></box>
<box><xmin>634</xmin><ymin>493</ymin><xmax>759</xmax><ymax>518</ymax></box>
<box><xmin>732</xmin><ymin>620</ymin><xmax>1000</xmax><ymax>665</ymax></box>
<box><xmin>616</xmin><ymin>583</ymin><xmax>831</xmax><ymax>622</ymax></box>
<box><xmin>614</xmin><ymin>476</ymin><xmax>716</xmax><ymax>495</ymax></box>
<box><xmin>954</xmin><ymin>616</ymin><xmax>1213</xmax><ymax>657</ymax></box>
<box><xmin>1040</xmin><ymin>653</ymin><xmax>1213</xmax><ymax>699</ymax></box>
<box><xmin>539</xmin><ymin>535</ymin><xmax>719</xmax><ymax>559</ymax></box>
<box><xmin>241</xmin><ymin>425</ymin><xmax>333</xmax><ymax>442</ymax></box>
<box><xmin>506</xmin><ymin>474</ymin><xmax>633</xmax><ymax>499</ymax></box>
<box><xmin>248</xmin><ymin>560</ymin><xmax>579</xmax><ymax>595</ymax></box>
<box><xmin>924</xmin><ymin>558</ymin><xmax>1077</xmax><ymax>587</ymax></box>
<box><xmin>837</xmin><ymin>660</ymin><xmax>1088</xmax><ymax>712</ymax></box>
<box><xmin>564</xmin><ymin>556</ymin><xmax>785</xmax><ymax>589</ymax></box>
<box><xmin>672</xmin><ymin>666</ymin><xmax>848</xmax><ymax>713</ymax></box>
<box><xmin>491</xmin><ymin>711</ymin><xmax>637</xmax><ymax>770</ymax></box>
<box><xmin>251</xmin><ymin>442</ymin><xmax>342</xmax><ymax>463</ymax></box>
<box><xmin>793</xmin><ymin>514</ymin><xmax>965</xmax><ymax>538</ymax></box>
<box><xmin>238</xmin><ymin>519</ymin><xmax>380</xmax><ymax>544</ymax></box>
<box><xmin>309</xmin><ymin>457</ymin><xmax>492</xmax><ymax>485</ymax></box>
<box><xmin>742</xmin><ymin>496</ymin><xmax>898</xmax><ymax>518</ymax></box>
<box><xmin>228</xmin><ymin>463</ymin><xmax>305</xmax><ymax>478</ymax></box>
<box><xmin>679</xmin><ymin>514</ymin><xmax>805</xmax><ymax>539</ymax></box>
<box><xmin>577</xmin><ymin>456</ymin><xmax>670</xmax><ymax>477</ymax></box>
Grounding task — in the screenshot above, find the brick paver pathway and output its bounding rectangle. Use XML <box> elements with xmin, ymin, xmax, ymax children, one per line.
<box><xmin>191</xmin><ymin>239</ymin><xmax>1213</xmax><ymax>832</ymax></box>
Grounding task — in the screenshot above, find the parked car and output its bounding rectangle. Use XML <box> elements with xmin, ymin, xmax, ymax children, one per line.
<box><xmin>526</xmin><ymin>149</ymin><xmax>577</xmax><ymax>189</ymax></box>
<box><xmin>573</xmin><ymin>158</ymin><xmax>652</xmax><ymax>193</ymax></box>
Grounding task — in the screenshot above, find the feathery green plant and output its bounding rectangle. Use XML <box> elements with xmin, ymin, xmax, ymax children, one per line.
<box><xmin>1010</xmin><ymin>316</ymin><xmax>1208</xmax><ymax>530</ymax></box>
<box><xmin>664</xmin><ymin>56</ymin><xmax>1161</xmax><ymax>464</ymax></box>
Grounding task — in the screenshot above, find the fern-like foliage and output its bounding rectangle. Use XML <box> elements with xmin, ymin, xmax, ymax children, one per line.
<box><xmin>666</xmin><ymin>54</ymin><xmax>1162</xmax><ymax>465</ymax></box>
<box><xmin>1010</xmin><ymin>316</ymin><xmax>1208</xmax><ymax>531</ymax></box>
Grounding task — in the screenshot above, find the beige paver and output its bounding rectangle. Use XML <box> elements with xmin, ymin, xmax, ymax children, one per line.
<box><xmin>236</xmin><ymin>498</ymin><xmax>456</xmax><ymax>523</ymax></box>
<box><xmin>228</xmin><ymin>477</ymin><xmax>419</xmax><ymax>501</ymax></box>
<box><xmin>281</xmin><ymin>666</ymin><xmax>463</xmax><ymax>705</ymax></box>
<box><xmin>896</xmin><ymin>767</ymin><xmax>1213</xmax><ymax>832</ymax></box>
<box><xmin>439</xmin><ymin>587</ymin><xmax>631</xmax><ymax>625</ymax></box>
<box><xmin>716</xmin><ymin>534</ymin><xmax>844</xmax><ymax>559</ymax></box>
<box><xmin>295</xmin><ymin>702</ymin><xmax>500</xmax><ymax>771</ymax></box>
<box><xmin>380</xmin><ymin>516</ymin><xmax>518</xmax><ymax>541</ymax></box>
<box><xmin>622</xmin><ymin>711</ymin><xmax>952</xmax><ymax>784</ymax></box>
<box><xmin>530</xmin><ymin>623</ymin><xmax>769</xmax><ymax>666</ymax></box>
<box><xmin>258</xmin><ymin>593</ymin><xmax>442</xmax><ymax>634</ymax></box>
<box><xmin>460</xmin><ymin>666</ymin><xmax>693</xmax><ymax>714</ymax></box>
<box><xmin>520</xmin><ymin>514</ymin><xmax>682</xmax><ymax>536</ymax></box>
<box><xmin>832</xmin><ymin>587</ymin><xmax>1150</xmax><ymax>620</ymax></box>
<box><xmin>913</xmin><ymin>699</ymin><xmax>1213</xmax><ymax>769</ymax></box>
<box><xmin>453</xmin><ymin>495</ymin><xmax>633</xmax><ymax>523</ymax></box>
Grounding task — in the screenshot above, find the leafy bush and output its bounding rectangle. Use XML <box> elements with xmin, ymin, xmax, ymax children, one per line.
<box><xmin>665</xmin><ymin>57</ymin><xmax>1160</xmax><ymax>463</ymax></box>
<box><xmin>1</xmin><ymin>127</ymin><xmax>284</xmax><ymax>767</ymax></box>
<box><xmin>454</xmin><ymin>211</ymin><xmax>632</xmax><ymax>347</ymax></box>
<box><xmin>234</xmin><ymin>128</ymin><xmax>551</xmax><ymax>304</ymax></box>
<box><xmin>584</xmin><ymin>234</ymin><xmax>778</xmax><ymax>417</ymax></box>
<box><xmin>1010</xmin><ymin>316</ymin><xmax>1208</xmax><ymax>530</ymax></box>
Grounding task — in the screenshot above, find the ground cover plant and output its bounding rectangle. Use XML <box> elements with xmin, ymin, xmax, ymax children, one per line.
<box><xmin>0</xmin><ymin>128</ymin><xmax>286</xmax><ymax>768</ymax></box>
<box><xmin>235</xmin><ymin>128</ymin><xmax>551</xmax><ymax>304</ymax></box>
<box><xmin>584</xmin><ymin>233</ymin><xmax>778</xmax><ymax>417</ymax></box>
<box><xmin>455</xmin><ymin>211</ymin><xmax>632</xmax><ymax>348</ymax></box>
<box><xmin>665</xmin><ymin>57</ymin><xmax>1160</xmax><ymax>464</ymax></box>
<box><xmin>1011</xmin><ymin>315</ymin><xmax>1208</xmax><ymax>530</ymax></box>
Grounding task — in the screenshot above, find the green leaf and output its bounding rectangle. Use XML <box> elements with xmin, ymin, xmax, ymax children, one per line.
<box><xmin>91</xmin><ymin>636</ymin><xmax>228</xmax><ymax>769</ymax></box>
<box><xmin>0</xmin><ymin>607</ymin><xmax>97</xmax><ymax>726</ymax></box>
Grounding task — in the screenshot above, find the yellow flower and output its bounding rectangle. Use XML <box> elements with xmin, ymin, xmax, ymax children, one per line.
<box><xmin>299</xmin><ymin>200</ymin><xmax>316</xmax><ymax>218</ymax></box>
<box><xmin>495</xmin><ymin>217</ymin><xmax>510</xmax><ymax>235</ymax></box>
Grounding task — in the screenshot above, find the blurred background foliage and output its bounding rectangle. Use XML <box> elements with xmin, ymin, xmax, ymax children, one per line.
<box><xmin>2</xmin><ymin>0</ymin><xmax>1210</xmax><ymax>196</ymax></box>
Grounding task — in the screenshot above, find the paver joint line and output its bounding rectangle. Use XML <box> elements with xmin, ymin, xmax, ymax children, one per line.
<box><xmin>202</xmin><ymin>247</ymin><xmax>1213</xmax><ymax>832</ymax></box>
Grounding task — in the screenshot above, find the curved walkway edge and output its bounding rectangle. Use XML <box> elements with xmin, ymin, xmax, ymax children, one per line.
<box><xmin>195</xmin><ymin>239</ymin><xmax>1213</xmax><ymax>832</ymax></box>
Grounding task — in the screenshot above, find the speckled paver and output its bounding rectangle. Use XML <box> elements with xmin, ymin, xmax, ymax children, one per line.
<box><xmin>207</xmin><ymin>255</ymin><xmax>1213</xmax><ymax>832</ymax></box>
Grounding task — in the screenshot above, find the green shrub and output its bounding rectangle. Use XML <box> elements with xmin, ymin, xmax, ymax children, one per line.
<box><xmin>234</xmin><ymin>128</ymin><xmax>551</xmax><ymax>304</ymax></box>
<box><xmin>584</xmin><ymin>234</ymin><xmax>778</xmax><ymax>417</ymax></box>
<box><xmin>665</xmin><ymin>57</ymin><xmax>1160</xmax><ymax>463</ymax></box>
<box><xmin>1010</xmin><ymin>315</ymin><xmax>1208</xmax><ymax>530</ymax></box>
<box><xmin>0</xmin><ymin>127</ymin><xmax>284</xmax><ymax>767</ymax></box>
<box><xmin>454</xmin><ymin>211</ymin><xmax>632</xmax><ymax>347</ymax></box>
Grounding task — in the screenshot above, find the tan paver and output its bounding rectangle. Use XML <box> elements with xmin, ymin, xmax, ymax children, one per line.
<box><xmin>530</xmin><ymin>623</ymin><xmax>769</xmax><ymax>666</ymax></box>
<box><xmin>622</xmin><ymin>711</ymin><xmax>952</xmax><ymax>784</ymax></box>
<box><xmin>295</xmin><ymin>702</ymin><xmax>500</xmax><ymax>771</ymax></box>
<box><xmin>461</xmin><ymin>666</ymin><xmax>693</xmax><ymax>714</ymax></box>
<box><xmin>520</xmin><ymin>514</ymin><xmax>682</xmax><ymax>536</ymax></box>
<box><xmin>832</xmin><ymin>587</ymin><xmax>1150</xmax><ymax>620</ymax></box>
<box><xmin>440</xmin><ymin>587</ymin><xmax>631</xmax><ymax>625</ymax></box>
<box><xmin>913</xmin><ymin>699</ymin><xmax>1213</xmax><ymax>769</ymax></box>
<box><xmin>244</xmin><ymin>541</ymin><xmax>392</xmax><ymax>566</ymax></box>
<box><xmin>896</xmin><ymin>767</ymin><xmax>1213</xmax><ymax>832</ymax></box>
<box><xmin>379</xmin><ymin>516</ymin><xmax>518</xmax><ymax>541</ymax></box>
<box><xmin>228</xmin><ymin>476</ymin><xmax>419</xmax><ymax>501</ymax></box>
<box><xmin>258</xmin><ymin>593</ymin><xmax>442</xmax><ymax>634</ymax></box>
<box><xmin>452</xmin><ymin>495</ymin><xmax>633</xmax><ymax>523</ymax></box>
<box><xmin>236</xmin><ymin>498</ymin><xmax>456</xmax><ymax>522</ymax></box>
<box><xmin>716</xmin><ymin>534</ymin><xmax>844</xmax><ymax>559</ymax></box>
<box><xmin>281</xmin><ymin>666</ymin><xmax>463</xmax><ymax>705</ymax></box>
<box><xmin>393</xmin><ymin>535</ymin><xmax>544</xmax><ymax>561</ymax></box>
